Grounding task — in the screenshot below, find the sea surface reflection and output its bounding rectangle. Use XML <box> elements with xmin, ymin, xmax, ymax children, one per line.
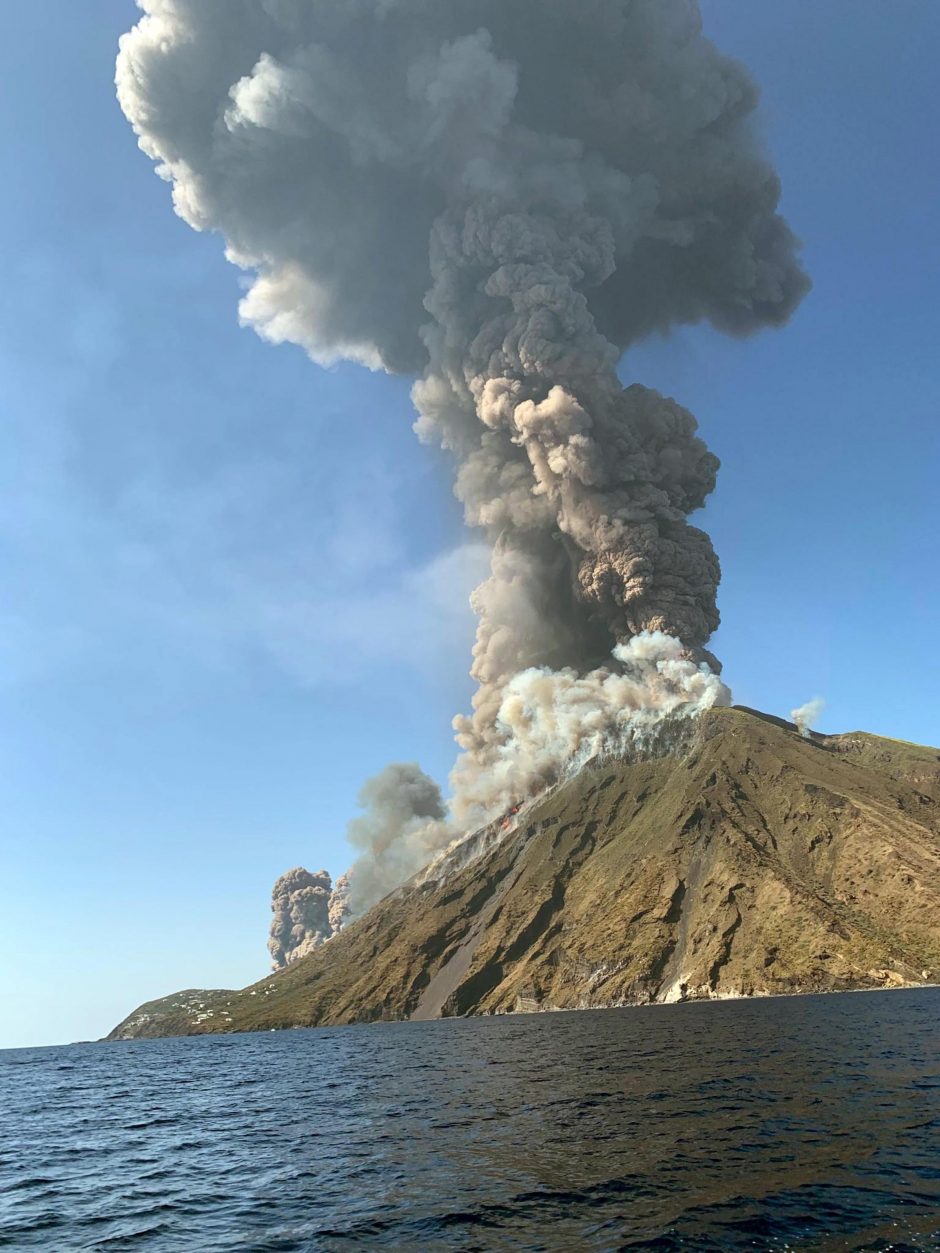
<box><xmin>3</xmin><ymin>989</ymin><xmax>940</xmax><ymax>1249</ymax></box>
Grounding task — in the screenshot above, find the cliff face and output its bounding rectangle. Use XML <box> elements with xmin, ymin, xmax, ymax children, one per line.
<box><xmin>107</xmin><ymin>708</ymin><xmax>940</xmax><ymax>1040</ymax></box>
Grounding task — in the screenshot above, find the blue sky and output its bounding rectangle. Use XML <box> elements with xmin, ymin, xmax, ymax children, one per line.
<box><xmin>1</xmin><ymin>2</ymin><xmax>938</xmax><ymax>1049</ymax></box>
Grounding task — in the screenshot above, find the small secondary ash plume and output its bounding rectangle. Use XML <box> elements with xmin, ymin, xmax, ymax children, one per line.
<box><xmin>269</xmin><ymin>867</ymin><xmax>333</xmax><ymax>970</ymax></box>
<box><xmin>341</xmin><ymin>763</ymin><xmax>452</xmax><ymax>918</ymax></box>
<box><xmin>327</xmin><ymin>872</ymin><xmax>351</xmax><ymax>935</ymax></box>
<box><xmin>791</xmin><ymin>697</ymin><xmax>825</xmax><ymax>739</ymax></box>
<box><xmin>118</xmin><ymin>2</ymin><xmax>808</xmax><ymax>914</ymax></box>
<box><xmin>269</xmin><ymin>767</ymin><xmax>449</xmax><ymax>939</ymax></box>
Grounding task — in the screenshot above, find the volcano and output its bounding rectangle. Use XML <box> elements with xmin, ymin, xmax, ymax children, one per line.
<box><xmin>108</xmin><ymin>707</ymin><xmax>940</xmax><ymax>1039</ymax></box>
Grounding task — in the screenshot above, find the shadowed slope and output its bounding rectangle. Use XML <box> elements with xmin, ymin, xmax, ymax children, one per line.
<box><xmin>108</xmin><ymin>708</ymin><xmax>940</xmax><ymax>1039</ymax></box>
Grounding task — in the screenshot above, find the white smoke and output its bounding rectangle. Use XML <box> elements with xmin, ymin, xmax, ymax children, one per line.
<box><xmin>791</xmin><ymin>697</ymin><xmax>825</xmax><ymax>738</ymax></box>
<box><xmin>453</xmin><ymin>631</ymin><xmax>730</xmax><ymax>826</ymax></box>
<box><xmin>334</xmin><ymin>633</ymin><xmax>727</xmax><ymax>918</ymax></box>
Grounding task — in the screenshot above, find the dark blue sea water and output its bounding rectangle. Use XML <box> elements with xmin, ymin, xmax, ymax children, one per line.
<box><xmin>2</xmin><ymin>990</ymin><xmax>940</xmax><ymax>1251</ymax></box>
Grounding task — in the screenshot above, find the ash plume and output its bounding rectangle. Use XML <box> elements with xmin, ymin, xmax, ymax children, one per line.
<box><xmin>327</xmin><ymin>872</ymin><xmax>351</xmax><ymax>935</ymax></box>
<box><xmin>118</xmin><ymin>2</ymin><xmax>808</xmax><ymax>911</ymax></box>
<box><xmin>269</xmin><ymin>867</ymin><xmax>333</xmax><ymax>970</ymax></box>
<box><xmin>342</xmin><ymin>763</ymin><xmax>452</xmax><ymax>917</ymax></box>
<box><xmin>791</xmin><ymin>697</ymin><xmax>825</xmax><ymax>739</ymax></box>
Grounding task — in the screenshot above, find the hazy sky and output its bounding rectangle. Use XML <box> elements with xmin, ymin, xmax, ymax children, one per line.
<box><xmin>2</xmin><ymin>2</ymin><xmax>938</xmax><ymax>1049</ymax></box>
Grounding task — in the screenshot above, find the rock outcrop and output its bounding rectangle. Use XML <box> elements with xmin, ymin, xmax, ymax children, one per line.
<box><xmin>107</xmin><ymin>708</ymin><xmax>940</xmax><ymax>1039</ymax></box>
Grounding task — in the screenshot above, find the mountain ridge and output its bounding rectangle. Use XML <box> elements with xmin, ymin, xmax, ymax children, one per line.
<box><xmin>107</xmin><ymin>706</ymin><xmax>940</xmax><ymax>1040</ymax></box>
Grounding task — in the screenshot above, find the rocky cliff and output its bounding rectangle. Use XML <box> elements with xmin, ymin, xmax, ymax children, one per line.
<box><xmin>107</xmin><ymin>707</ymin><xmax>940</xmax><ymax>1039</ymax></box>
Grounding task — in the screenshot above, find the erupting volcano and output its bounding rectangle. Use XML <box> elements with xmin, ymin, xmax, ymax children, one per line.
<box><xmin>117</xmin><ymin>0</ymin><xmax>809</xmax><ymax>939</ymax></box>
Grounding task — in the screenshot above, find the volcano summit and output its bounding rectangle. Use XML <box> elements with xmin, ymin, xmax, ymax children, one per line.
<box><xmin>109</xmin><ymin>708</ymin><xmax>940</xmax><ymax>1039</ymax></box>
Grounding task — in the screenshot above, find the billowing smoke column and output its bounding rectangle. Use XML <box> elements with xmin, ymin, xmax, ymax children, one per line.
<box><xmin>118</xmin><ymin>1</ymin><xmax>808</xmax><ymax>918</ymax></box>
<box><xmin>269</xmin><ymin>867</ymin><xmax>333</xmax><ymax>968</ymax></box>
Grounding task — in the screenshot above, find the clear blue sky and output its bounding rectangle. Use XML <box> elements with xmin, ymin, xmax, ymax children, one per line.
<box><xmin>1</xmin><ymin>2</ymin><xmax>937</xmax><ymax>1049</ymax></box>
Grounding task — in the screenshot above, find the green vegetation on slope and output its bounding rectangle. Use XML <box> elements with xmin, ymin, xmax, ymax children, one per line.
<box><xmin>107</xmin><ymin>707</ymin><xmax>940</xmax><ymax>1039</ymax></box>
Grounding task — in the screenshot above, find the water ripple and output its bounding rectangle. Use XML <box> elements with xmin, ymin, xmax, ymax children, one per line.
<box><xmin>2</xmin><ymin>989</ymin><xmax>940</xmax><ymax>1249</ymax></box>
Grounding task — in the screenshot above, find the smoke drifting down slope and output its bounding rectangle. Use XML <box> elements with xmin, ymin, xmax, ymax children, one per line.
<box><xmin>118</xmin><ymin>1</ymin><xmax>807</xmax><ymax>923</ymax></box>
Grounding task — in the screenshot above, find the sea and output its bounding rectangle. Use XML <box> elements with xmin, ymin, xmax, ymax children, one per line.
<box><xmin>2</xmin><ymin>989</ymin><xmax>940</xmax><ymax>1251</ymax></box>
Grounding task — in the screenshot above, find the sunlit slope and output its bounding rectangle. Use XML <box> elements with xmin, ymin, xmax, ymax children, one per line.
<box><xmin>108</xmin><ymin>707</ymin><xmax>940</xmax><ymax>1039</ymax></box>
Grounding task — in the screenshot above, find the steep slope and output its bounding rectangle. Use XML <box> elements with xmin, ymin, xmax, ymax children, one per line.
<box><xmin>107</xmin><ymin>708</ymin><xmax>940</xmax><ymax>1039</ymax></box>
<box><xmin>106</xmin><ymin>990</ymin><xmax>236</xmax><ymax>1040</ymax></box>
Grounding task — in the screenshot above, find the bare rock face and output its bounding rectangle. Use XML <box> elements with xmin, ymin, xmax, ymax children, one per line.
<box><xmin>268</xmin><ymin>868</ymin><xmax>333</xmax><ymax>970</ymax></box>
